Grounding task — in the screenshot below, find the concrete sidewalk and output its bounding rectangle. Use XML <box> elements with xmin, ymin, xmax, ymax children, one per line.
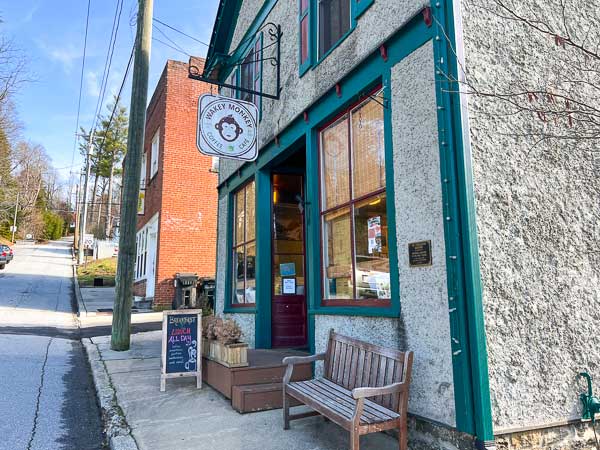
<box><xmin>75</xmin><ymin>281</ymin><xmax>162</xmax><ymax>325</ymax></box>
<box><xmin>84</xmin><ymin>331</ymin><xmax>402</xmax><ymax>450</ymax></box>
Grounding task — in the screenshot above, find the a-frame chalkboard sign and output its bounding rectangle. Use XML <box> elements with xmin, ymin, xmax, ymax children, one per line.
<box><xmin>160</xmin><ymin>309</ymin><xmax>202</xmax><ymax>392</ymax></box>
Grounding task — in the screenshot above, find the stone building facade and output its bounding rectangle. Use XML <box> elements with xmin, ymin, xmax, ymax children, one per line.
<box><xmin>203</xmin><ymin>0</ymin><xmax>599</xmax><ymax>448</ymax></box>
<box><xmin>133</xmin><ymin>58</ymin><xmax>218</xmax><ymax>308</ymax></box>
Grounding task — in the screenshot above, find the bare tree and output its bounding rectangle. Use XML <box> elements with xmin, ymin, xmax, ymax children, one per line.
<box><xmin>448</xmin><ymin>0</ymin><xmax>599</xmax><ymax>147</ymax></box>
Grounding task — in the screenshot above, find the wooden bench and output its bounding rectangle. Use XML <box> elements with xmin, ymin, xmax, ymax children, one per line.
<box><xmin>282</xmin><ymin>330</ymin><xmax>413</xmax><ymax>450</ymax></box>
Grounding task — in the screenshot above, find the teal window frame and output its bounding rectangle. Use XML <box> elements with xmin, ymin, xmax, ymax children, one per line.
<box><xmin>307</xmin><ymin>78</ymin><xmax>400</xmax><ymax>318</ymax></box>
<box><xmin>298</xmin><ymin>0</ymin><xmax>311</xmax><ymax>76</ymax></box>
<box><xmin>300</xmin><ymin>0</ymin><xmax>375</xmax><ymax>75</ymax></box>
<box><xmin>224</xmin><ymin>178</ymin><xmax>257</xmax><ymax>314</ymax></box>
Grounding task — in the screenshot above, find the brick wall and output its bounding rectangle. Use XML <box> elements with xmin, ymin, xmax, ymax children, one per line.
<box><xmin>135</xmin><ymin>58</ymin><xmax>218</xmax><ymax>307</ymax></box>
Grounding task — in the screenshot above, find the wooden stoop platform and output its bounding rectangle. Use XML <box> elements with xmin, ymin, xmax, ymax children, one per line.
<box><xmin>202</xmin><ymin>349</ymin><xmax>312</xmax><ymax>413</ymax></box>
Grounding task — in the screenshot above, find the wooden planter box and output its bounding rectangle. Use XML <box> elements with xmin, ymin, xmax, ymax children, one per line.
<box><xmin>205</xmin><ymin>339</ymin><xmax>249</xmax><ymax>368</ymax></box>
<box><xmin>202</xmin><ymin>339</ymin><xmax>211</xmax><ymax>358</ymax></box>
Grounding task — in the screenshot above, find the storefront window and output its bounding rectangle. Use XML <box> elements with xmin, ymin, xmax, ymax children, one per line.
<box><xmin>320</xmin><ymin>90</ymin><xmax>389</xmax><ymax>305</ymax></box>
<box><xmin>232</xmin><ymin>180</ymin><xmax>256</xmax><ymax>305</ymax></box>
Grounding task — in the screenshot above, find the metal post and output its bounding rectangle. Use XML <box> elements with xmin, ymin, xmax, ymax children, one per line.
<box><xmin>78</xmin><ymin>131</ymin><xmax>94</xmax><ymax>264</ymax></box>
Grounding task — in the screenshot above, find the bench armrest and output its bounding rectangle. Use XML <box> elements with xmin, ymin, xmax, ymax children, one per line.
<box><xmin>352</xmin><ymin>381</ymin><xmax>408</xmax><ymax>399</ymax></box>
<box><xmin>282</xmin><ymin>353</ymin><xmax>325</xmax><ymax>366</ymax></box>
<box><xmin>282</xmin><ymin>353</ymin><xmax>325</xmax><ymax>385</ymax></box>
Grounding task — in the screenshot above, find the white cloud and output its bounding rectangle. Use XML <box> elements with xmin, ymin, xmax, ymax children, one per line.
<box><xmin>86</xmin><ymin>71</ymin><xmax>100</xmax><ymax>98</ymax></box>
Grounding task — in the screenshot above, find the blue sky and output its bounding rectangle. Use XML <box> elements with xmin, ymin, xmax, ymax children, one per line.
<box><xmin>1</xmin><ymin>0</ymin><xmax>219</xmax><ymax>181</ymax></box>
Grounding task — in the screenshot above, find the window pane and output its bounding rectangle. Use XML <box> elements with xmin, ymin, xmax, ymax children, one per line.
<box><xmin>235</xmin><ymin>189</ymin><xmax>245</xmax><ymax>245</ymax></box>
<box><xmin>233</xmin><ymin>247</ymin><xmax>245</xmax><ymax>304</ymax></box>
<box><xmin>245</xmin><ymin>242</ymin><xmax>256</xmax><ymax>303</ymax></box>
<box><xmin>245</xmin><ymin>182</ymin><xmax>256</xmax><ymax>241</ymax></box>
<box><xmin>322</xmin><ymin>208</ymin><xmax>353</xmax><ymax>299</ymax></box>
<box><xmin>319</xmin><ymin>0</ymin><xmax>351</xmax><ymax>58</ymax></box>
<box><xmin>300</xmin><ymin>0</ymin><xmax>308</xmax><ymax>13</ymax></box>
<box><xmin>351</xmin><ymin>93</ymin><xmax>385</xmax><ymax>198</ymax></box>
<box><xmin>254</xmin><ymin>39</ymin><xmax>261</xmax><ymax>73</ymax></box>
<box><xmin>300</xmin><ymin>16</ymin><xmax>308</xmax><ymax>64</ymax></box>
<box><xmin>321</xmin><ymin>116</ymin><xmax>349</xmax><ymax>210</ymax></box>
<box><xmin>353</xmin><ymin>193</ymin><xmax>390</xmax><ymax>299</ymax></box>
<box><xmin>240</xmin><ymin>51</ymin><xmax>255</xmax><ymax>103</ymax></box>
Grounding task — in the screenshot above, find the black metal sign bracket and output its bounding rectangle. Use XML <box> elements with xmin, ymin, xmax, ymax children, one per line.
<box><xmin>188</xmin><ymin>23</ymin><xmax>282</xmax><ymax>101</ymax></box>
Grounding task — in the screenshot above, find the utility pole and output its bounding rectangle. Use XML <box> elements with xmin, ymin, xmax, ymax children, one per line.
<box><xmin>112</xmin><ymin>0</ymin><xmax>153</xmax><ymax>351</ymax></box>
<box><xmin>78</xmin><ymin>130</ymin><xmax>94</xmax><ymax>264</ymax></box>
<box><xmin>74</xmin><ymin>179</ymin><xmax>82</xmax><ymax>249</ymax></box>
<box><xmin>11</xmin><ymin>191</ymin><xmax>19</xmax><ymax>243</ymax></box>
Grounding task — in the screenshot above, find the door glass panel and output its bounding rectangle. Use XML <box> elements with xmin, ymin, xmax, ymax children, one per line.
<box><xmin>272</xmin><ymin>174</ymin><xmax>305</xmax><ymax>296</ymax></box>
<box><xmin>353</xmin><ymin>193</ymin><xmax>390</xmax><ymax>299</ymax></box>
<box><xmin>322</xmin><ymin>207</ymin><xmax>353</xmax><ymax>299</ymax></box>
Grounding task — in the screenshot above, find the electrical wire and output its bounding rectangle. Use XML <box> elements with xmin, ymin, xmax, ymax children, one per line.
<box><xmin>68</xmin><ymin>0</ymin><xmax>92</xmax><ymax>206</ymax></box>
<box><xmin>92</xmin><ymin>0</ymin><xmax>125</xmax><ymax>132</ymax></box>
<box><xmin>152</xmin><ymin>18</ymin><xmax>209</xmax><ymax>47</ymax></box>
<box><xmin>153</xmin><ymin>23</ymin><xmax>190</xmax><ymax>56</ymax></box>
<box><xmin>152</xmin><ymin>37</ymin><xmax>191</xmax><ymax>57</ymax></box>
<box><xmin>96</xmin><ymin>41</ymin><xmax>135</xmax><ymax>154</ymax></box>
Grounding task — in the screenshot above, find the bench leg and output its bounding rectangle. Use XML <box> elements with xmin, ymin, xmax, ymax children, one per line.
<box><xmin>350</xmin><ymin>430</ymin><xmax>360</xmax><ymax>450</ymax></box>
<box><xmin>283</xmin><ymin>390</ymin><xmax>290</xmax><ymax>430</ymax></box>
<box><xmin>399</xmin><ymin>422</ymin><xmax>407</xmax><ymax>450</ymax></box>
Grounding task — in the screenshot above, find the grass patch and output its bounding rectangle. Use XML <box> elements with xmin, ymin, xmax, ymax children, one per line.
<box><xmin>0</xmin><ymin>237</ymin><xmax>13</xmax><ymax>246</ymax></box>
<box><xmin>78</xmin><ymin>257</ymin><xmax>117</xmax><ymax>287</ymax></box>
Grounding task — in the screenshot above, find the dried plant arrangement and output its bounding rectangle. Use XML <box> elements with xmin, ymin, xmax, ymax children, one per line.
<box><xmin>214</xmin><ymin>318</ymin><xmax>243</xmax><ymax>345</ymax></box>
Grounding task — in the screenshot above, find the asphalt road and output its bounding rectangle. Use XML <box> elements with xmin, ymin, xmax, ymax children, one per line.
<box><xmin>0</xmin><ymin>239</ymin><xmax>105</xmax><ymax>450</ymax></box>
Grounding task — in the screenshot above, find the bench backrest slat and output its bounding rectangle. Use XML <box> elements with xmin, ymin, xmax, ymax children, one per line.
<box><xmin>324</xmin><ymin>329</ymin><xmax>413</xmax><ymax>412</ymax></box>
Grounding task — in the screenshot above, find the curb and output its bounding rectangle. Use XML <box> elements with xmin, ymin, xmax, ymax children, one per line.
<box><xmin>83</xmin><ymin>338</ymin><xmax>140</xmax><ymax>450</ymax></box>
<box><xmin>72</xmin><ymin>263</ymin><xmax>87</xmax><ymax>318</ymax></box>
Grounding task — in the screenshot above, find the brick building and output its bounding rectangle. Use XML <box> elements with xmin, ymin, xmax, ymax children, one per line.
<box><xmin>133</xmin><ymin>57</ymin><xmax>218</xmax><ymax>308</ymax></box>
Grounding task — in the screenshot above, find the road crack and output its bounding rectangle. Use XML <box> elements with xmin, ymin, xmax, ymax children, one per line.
<box><xmin>26</xmin><ymin>337</ymin><xmax>53</xmax><ymax>450</ymax></box>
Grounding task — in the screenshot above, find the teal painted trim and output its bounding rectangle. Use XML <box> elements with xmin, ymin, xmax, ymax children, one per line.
<box><xmin>305</xmin><ymin>129</ymin><xmax>320</xmax><ymax>351</ymax></box>
<box><xmin>223</xmin><ymin>189</ymin><xmax>234</xmax><ymax>311</ymax></box>
<box><xmin>298</xmin><ymin>0</ymin><xmax>311</xmax><ymax>76</ymax></box>
<box><xmin>351</xmin><ymin>0</ymin><xmax>374</xmax><ymax>21</ymax></box>
<box><xmin>440</xmin><ymin>0</ymin><xmax>494</xmax><ymax>442</ymax></box>
<box><xmin>430</xmin><ymin>0</ymin><xmax>494</xmax><ymax>441</ymax></box>
<box><xmin>314</xmin><ymin>27</ymin><xmax>355</xmax><ymax>69</ymax></box>
<box><xmin>212</xmin><ymin>0</ymin><xmax>279</xmax><ymax>81</ymax></box>
<box><xmin>205</xmin><ymin>0</ymin><xmax>244</xmax><ymax>77</ymax></box>
<box><xmin>382</xmin><ymin>71</ymin><xmax>401</xmax><ymax>318</ymax></box>
<box><xmin>308</xmin><ymin>308</ymin><xmax>400</xmax><ymax>318</ymax></box>
<box><xmin>224</xmin><ymin>307</ymin><xmax>256</xmax><ymax>314</ymax></box>
<box><xmin>254</xmin><ymin>169</ymin><xmax>272</xmax><ymax>349</ymax></box>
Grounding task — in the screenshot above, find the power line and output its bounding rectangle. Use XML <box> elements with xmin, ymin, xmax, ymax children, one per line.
<box><xmin>96</xmin><ymin>41</ymin><xmax>135</xmax><ymax>154</ymax></box>
<box><xmin>152</xmin><ymin>18</ymin><xmax>209</xmax><ymax>47</ymax></box>
<box><xmin>153</xmin><ymin>23</ymin><xmax>190</xmax><ymax>56</ymax></box>
<box><xmin>68</xmin><ymin>0</ymin><xmax>92</xmax><ymax>205</ymax></box>
<box><xmin>93</xmin><ymin>0</ymin><xmax>124</xmax><ymax>132</ymax></box>
<box><xmin>152</xmin><ymin>37</ymin><xmax>190</xmax><ymax>57</ymax></box>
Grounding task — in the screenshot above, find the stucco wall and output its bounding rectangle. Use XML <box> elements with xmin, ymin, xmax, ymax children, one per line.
<box><xmin>222</xmin><ymin>0</ymin><xmax>427</xmax><ymax>158</ymax></box>
<box><xmin>459</xmin><ymin>0</ymin><xmax>600</xmax><ymax>431</ymax></box>
<box><xmin>215</xmin><ymin>193</ymin><xmax>256</xmax><ymax>347</ymax></box>
<box><xmin>392</xmin><ymin>41</ymin><xmax>455</xmax><ymax>427</ymax></box>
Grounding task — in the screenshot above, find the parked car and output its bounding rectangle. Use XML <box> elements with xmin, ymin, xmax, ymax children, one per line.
<box><xmin>1</xmin><ymin>245</ymin><xmax>13</xmax><ymax>264</ymax></box>
<box><xmin>0</xmin><ymin>252</ymin><xmax>6</xmax><ymax>270</ymax></box>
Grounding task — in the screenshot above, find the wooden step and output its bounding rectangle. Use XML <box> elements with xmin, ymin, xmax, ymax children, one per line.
<box><xmin>232</xmin><ymin>382</ymin><xmax>303</xmax><ymax>413</ymax></box>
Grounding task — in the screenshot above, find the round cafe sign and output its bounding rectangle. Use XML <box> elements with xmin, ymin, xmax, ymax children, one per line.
<box><xmin>197</xmin><ymin>93</ymin><xmax>258</xmax><ymax>161</ymax></box>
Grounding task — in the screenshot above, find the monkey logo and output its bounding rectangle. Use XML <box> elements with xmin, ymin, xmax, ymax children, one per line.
<box><xmin>215</xmin><ymin>115</ymin><xmax>243</xmax><ymax>143</ymax></box>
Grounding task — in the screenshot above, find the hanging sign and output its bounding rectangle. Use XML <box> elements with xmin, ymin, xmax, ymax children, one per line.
<box><xmin>160</xmin><ymin>309</ymin><xmax>202</xmax><ymax>392</ymax></box>
<box><xmin>197</xmin><ymin>93</ymin><xmax>258</xmax><ymax>161</ymax></box>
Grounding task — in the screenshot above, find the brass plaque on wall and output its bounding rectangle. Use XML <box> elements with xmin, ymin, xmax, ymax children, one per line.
<box><xmin>408</xmin><ymin>240</ymin><xmax>432</xmax><ymax>267</ymax></box>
